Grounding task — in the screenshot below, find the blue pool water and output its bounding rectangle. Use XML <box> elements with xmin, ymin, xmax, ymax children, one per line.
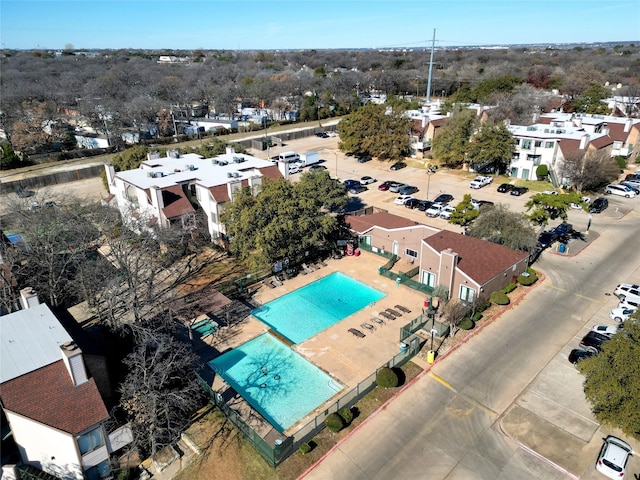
<box><xmin>252</xmin><ymin>272</ymin><xmax>385</xmax><ymax>344</ymax></box>
<box><xmin>209</xmin><ymin>333</ymin><xmax>342</xmax><ymax>432</ymax></box>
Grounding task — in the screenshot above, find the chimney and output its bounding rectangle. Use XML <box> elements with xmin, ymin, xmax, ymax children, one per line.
<box><xmin>60</xmin><ymin>342</ymin><xmax>89</xmax><ymax>386</ymax></box>
<box><xmin>19</xmin><ymin>287</ymin><xmax>39</xmax><ymax>309</ymax></box>
<box><xmin>421</xmin><ymin>116</ymin><xmax>428</xmax><ymax>128</ymax></box>
<box><xmin>579</xmin><ymin>133</ymin><xmax>590</xmax><ymax>150</ymax></box>
<box><xmin>438</xmin><ymin>248</ymin><xmax>458</xmax><ymax>294</ymax></box>
<box><xmin>624</xmin><ymin>118</ymin><xmax>632</xmax><ymax>133</ymax></box>
<box><xmin>225</xmin><ymin>146</ymin><xmax>235</xmax><ymax>155</ymax></box>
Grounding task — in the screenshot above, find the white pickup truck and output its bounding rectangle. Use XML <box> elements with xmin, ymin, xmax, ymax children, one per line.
<box><xmin>469</xmin><ymin>176</ymin><xmax>493</xmax><ymax>189</ymax></box>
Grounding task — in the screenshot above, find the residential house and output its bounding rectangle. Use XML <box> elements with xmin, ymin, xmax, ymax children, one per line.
<box><xmin>105</xmin><ymin>148</ymin><xmax>282</xmax><ymax>240</ymax></box>
<box><xmin>346</xmin><ymin>212</ymin><xmax>529</xmax><ymax>302</ymax></box>
<box><xmin>420</xmin><ymin>230</ymin><xmax>529</xmax><ymax>302</ymax></box>
<box><xmin>0</xmin><ymin>291</ymin><xmax>132</xmax><ymax>480</ymax></box>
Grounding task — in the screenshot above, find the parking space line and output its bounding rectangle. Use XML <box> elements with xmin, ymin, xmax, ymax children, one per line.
<box><xmin>542</xmin><ymin>282</ymin><xmax>566</xmax><ymax>292</ymax></box>
<box><xmin>573</xmin><ymin>293</ymin><xmax>603</xmax><ymax>304</ymax></box>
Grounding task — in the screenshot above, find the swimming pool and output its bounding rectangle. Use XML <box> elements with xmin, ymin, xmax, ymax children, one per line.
<box><xmin>252</xmin><ymin>272</ymin><xmax>385</xmax><ymax>344</ymax></box>
<box><xmin>209</xmin><ymin>333</ymin><xmax>342</xmax><ymax>432</ymax></box>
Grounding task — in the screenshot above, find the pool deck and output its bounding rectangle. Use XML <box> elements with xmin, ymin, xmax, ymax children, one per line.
<box><xmin>201</xmin><ymin>250</ymin><xmax>429</xmax><ymax>436</ymax></box>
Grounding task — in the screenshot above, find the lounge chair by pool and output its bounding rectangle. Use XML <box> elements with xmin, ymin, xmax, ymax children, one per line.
<box><xmin>360</xmin><ymin>322</ymin><xmax>376</xmax><ymax>332</ymax></box>
<box><xmin>379</xmin><ymin>311</ymin><xmax>395</xmax><ymax>321</ymax></box>
<box><xmin>271</xmin><ymin>275</ymin><xmax>284</xmax><ymax>287</ymax></box>
<box><xmin>302</xmin><ymin>263</ymin><xmax>314</xmax><ymax>274</ymax></box>
<box><xmin>371</xmin><ymin>317</ymin><xmax>385</xmax><ymax>326</ymax></box>
<box><xmin>348</xmin><ymin>328</ymin><xmax>365</xmax><ymax>338</ymax></box>
<box><xmin>386</xmin><ymin>308</ymin><xmax>402</xmax><ymax>317</ymax></box>
<box><xmin>395</xmin><ymin>304</ymin><xmax>411</xmax><ymax>313</ymax></box>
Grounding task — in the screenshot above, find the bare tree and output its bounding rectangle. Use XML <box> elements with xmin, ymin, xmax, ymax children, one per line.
<box><xmin>119</xmin><ymin>320</ymin><xmax>204</xmax><ymax>457</ymax></box>
<box><xmin>558</xmin><ymin>150</ymin><xmax>620</xmax><ymax>193</ymax></box>
<box><xmin>442</xmin><ymin>300</ymin><xmax>471</xmax><ymax>337</ymax></box>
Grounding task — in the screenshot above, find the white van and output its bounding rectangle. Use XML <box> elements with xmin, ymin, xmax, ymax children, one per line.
<box><xmin>278</xmin><ymin>151</ymin><xmax>300</xmax><ymax>164</ymax></box>
<box><xmin>605</xmin><ymin>184</ymin><xmax>636</xmax><ymax>198</ymax></box>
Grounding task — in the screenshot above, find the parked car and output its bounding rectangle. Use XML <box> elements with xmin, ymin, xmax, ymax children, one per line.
<box><xmin>349</xmin><ymin>185</ymin><xmax>368</xmax><ymax>194</ymax></box>
<box><xmin>571</xmin><ymin>196</ymin><xmax>590</xmax><ymax>209</ymax></box>
<box><xmin>619</xmin><ymin>298</ymin><xmax>640</xmax><ymax>310</ymax></box>
<box><xmin>605</xmin><ymin>183</ymin><xmax>636</xmax><ymax>198</ymax></box>
<box><xmin>389</xmin><ymin>182</ymin><xmax>408</xmax><ymax>193</ymax></box>
<box><xmin>568</xmin><ymin>348</ymin><xmax>596</xmax><ymax>365</ymax></box>
<box><xmin>357</xmin><ymin>156</ymin><xmax>372</xmax><ymax>163</ymax></box>
<box><xmin>589</xmin><ymin>197</ymin><xmax>608</xmax><ymax>213</ymax></box>
<box><xmin>609</xmin><ymin>306</ymin><xmax>637</xmax><ymax>323</ymax></box>
<box><xmin>399</xmin><ymin>185</ymin><xmax>419</xmax><ymax>195</ymax></box>
<box><xmin>621</xmin><ymin>178</ymin><xmax>640</xmax><ymax>188</ymax></box>
<box><xmin>395</xmin><ymin>195</ymin><xmax>415</xmax><ymax>205</ymax></box>
<box><xmin>579</xmin><ymin>331</ymin><xmax>611</xmax><ymax>353</ymax></box>
<box><xmin>416</xmin><ymin>200</ymin><xmax>434</xmax><ymax>212</ymax></box>
<box><xmin>404</xmin><ymin>198</ymin><xmax>422</xmax><ymax>209</ymax></box>
<box><xmin>343</xmin><ymin>179</ymin><xmax>361</xmax><ymax>190</ymax></box>
<box><xmin>315</xmin><ymin>131</ymin><xmax>329</xmax><ymax>138</ymax></box>
<box><xmin>614</xmin><ymin>283</ymin><xmax>640</xmax><ymax>303</ymax></box>
<box><xmin>625</xmin><ymin>172</ymin><xmax>640</xmax><ymax>181</ymax></box>
<box><xmin>473</xmin><ymin>200</ymin><xmax>494</xmax><ymax>210</ymax></box>
<box><xmin>537</xmin><ymin>231</ymin><xmax>558</xmax><ymax>249</ymax></box>
<box><xmin>360</xmin><ymin>176</ymin><xmax>376</xmax><ymax>185</ymax></box>
<box><xmin>592</xmin><ymin>325</ymin><xmax>622</xmax><ymax>336</ymax></box>
<box><xmin>497</xmin><ymin>183</ymin><xmax>514</xmax><ymax>193</ymax></box>
<box><xmin>595</xmin><ymin>436</ymin><xmax>632</xmax><ymax>480</ymax></box>
<box><xmin>439</xmin><ymin>205</ymin><xmax>456</xmax><ymax>220</ymax></box>
<box><xmin>510</xmin><ymin>186</ymin><xmax>529</xmax><ymax>196</ymax></box>
<box><xmin>432</xmin><ymin>193</ymin><xmax>453</xmax><ymax>204</ymax></box>
<box><xmin>309</xmin><ymin>165</ymin><xmax>327</xmax><ymax>172</ymax></box>
<box><xmin>378</xmin><ymin>180</ymin><xmax>396</xmax><ymax>191</ymax></box>
<box><xmin>620</xmin><ymin>181</ymin><xmax>640</xmax><ymax>194</ymax></box>
<box><xmin>425</xmin><ymin>203</ymin><xmax>446</xmax><ymax>217</ymax></box>
<box><xmin>390</xmin><ymin>161</ymin><xmax>406</xmax><ymax>171</ymax></box>
<box><xmin>469</xmin><ymin>176</ymin><xmax>493</xmax><ymax>189</ymax></box>
<box><xmin>552</xmin><ymin>223</ymin><xmax>573</xmax><ymax>237</ymax></box>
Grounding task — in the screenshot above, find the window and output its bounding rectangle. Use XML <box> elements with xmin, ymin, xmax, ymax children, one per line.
<box><xmin>77</xmin><ymin>426</ymin><xmax>104</xmax><ymax>455</ymax></box>
<box><xmin>545</xmin><ymin>141</ymin><xmax>554</xmax><ymax>148</ymax></box>
<box><xmin>460</xmin><ymin>285</ymin><xmax>475</xmax><ymax>303</ymax></box>
<box><xmin>521</xmin><ymin>140</ymin><xmax>532</xmax><ymax>150</ymax></box>
<box><xmin>511</xmin><ymin>152</ymin><xmax>520</xmax><ymax>161</ymax></box>
<box><xmin>527</xmin><ymin>154</ymin><xmax>542</xmax><ymax>166</ymax></box>
<box><xmin>422</xmin><ymin>271</ymin><xmax>436</xmax><ymax>288</ymax></box>
<box><xmin>85</xmin><ymin>459</ymin><xmax>111</xmax><ymax>480</ymax></box>
<box><xmin>534</xmin><ymin>141</ymin><xmax>542</xmax><ymax>148</ymax></box>
<box><xmin>613</xmin><ymin>141</ymin><xmax>623</xmax><ymax>150</ymax></box>
<box><xmin>406</xmin><ymin>248</ymin><xmax>418</xmax><ymax>258</ymax></box>
<box><xmin>210</xmin><ymin>213</ymin><xmax>218</xmax><ymax>223</ymax></box>
<box><xmin>359</xmin><ymin>235</ymin><xmax>371</xmax><ymax>246</ymax></box>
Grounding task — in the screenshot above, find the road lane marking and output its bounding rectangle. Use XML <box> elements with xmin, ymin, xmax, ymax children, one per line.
<box><xmin>542</xmin><ymin>283</ymin><xmax>603</xmax><ymax>303</ymax></box>
<box><xmin>542</xmin><ymin>282</ymin><xmax>566</xmax><ymax>292</ymax></box>
<box><xmin>429</xmin><ymin>372</ymin><xmax>498</xmax><ymax>417</ymax></box>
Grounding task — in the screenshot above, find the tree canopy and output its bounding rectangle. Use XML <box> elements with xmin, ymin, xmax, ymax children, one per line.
<box><xmin>220</xmin><ymin>171</ymin><xmax>348</xmax><ymax>270</ymax></box>
<box><xmin>338</xmin><ymin>103</ymin><xmax>411</xmax><ymax>161</ymax></box>
<box><xmin>525</xmin><ymin>192</ymin><xmax>583</xmax><ymax>227</ymax></box>
<box><xmin>431</xmin><ymin>108</ymin><xmax>477</xmax><ymax>167</ymax></box>
<box><xmin>466</xmin><ymin>121</ymin><xmax>514</xmax><ymax>174</ymax></box>
<box><xmin>448</xmin><ymin>194</ymin><xmax>479</xmax><ymax>227</ymax></box>
<box><xmin>578</xmin><ymin>312</ymin><xmax>640</xmax><ymax>441</ymax></box>
<box><xmin>466</xmin><ymin>203</ymin><xmax>537</xmax><ymax>251</ymax></box>
<box><xmin>558</xmin><ymin>150</ymin><xmax>620</xmax><ymax>193</ymax></box>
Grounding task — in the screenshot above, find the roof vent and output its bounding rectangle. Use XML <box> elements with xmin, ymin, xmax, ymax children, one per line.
<box><xmin>227</xmin><ymin>172</ymin><xmax>234</xmax><ymax>178</ymax></box>
<box><xmin>61</xmin><ymin>341</ymin><xmax>78</xmax><ymax>351</ymax></box>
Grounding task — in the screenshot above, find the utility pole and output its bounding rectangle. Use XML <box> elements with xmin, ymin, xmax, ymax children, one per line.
<box><xmin>426</xmin><ymin>28</ymin><xmax>436</xmax><ymax>102</ymax></box>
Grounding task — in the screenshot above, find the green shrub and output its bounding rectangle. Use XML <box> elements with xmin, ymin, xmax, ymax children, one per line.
<box><xmin>299</xmin><ymin>440</ymin><xmax>316</xmax><ymax>454</ymax></box>
<box><xmin>472</xmin><ymin>312</ymin><xmax>483</xmax><ymax>322</ymax></box>
<box><xmin>614</xmin><ymin>155</ymin><xmax>627</xmax><ymax>170</ymax></box>
<box><xmin>502</xmin><ymin>283</ymin><xmax>517</xmax><ymax>294</ymax></box>
<box><xmin>458</xmin><ymin>317</ymin><xmax>475</xmax><ymax>330</ymax></box>
<box><xmin>338</xmin><ymin>407</ymin><xmax>353</xmax><ymax>425</ymax></box>
<box><xmin>490</xmin><ymin>291</ymin><xmax>510</xmax><ymax>305</ymax></box>
<box><xmin>325</xmin><ymin>413</ymin><xmax>345</xmax><ymax>433</ymax></box>
<box><xmin>376</xmin><ymin>367</ymin><xmax>399</xmax><ymax>388</ymax></box>
<box><xmin>535</xmin><ymin>164</ymin><xmax>549</xmax><ymax>179</ymax></box>
<box><xmin>526</xmin><ymin>267</ymin><xmax>537</xmax><ymax>276</ymax></box>
<box><xmin>518</xmin><ymin>274</ymin><xmax>538</xmax><ymax>286</ymax></box>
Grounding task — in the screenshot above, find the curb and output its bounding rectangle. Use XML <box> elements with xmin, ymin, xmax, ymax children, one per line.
<box><xmin>298</xmin><ymin>273</ymin><xmax>546</xmax><ymax>479</ymax></box>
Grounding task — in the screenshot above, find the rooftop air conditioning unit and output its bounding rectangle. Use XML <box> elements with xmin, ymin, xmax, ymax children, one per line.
<box><xmin>234</xmin><ymin>172</ymin><xmax>241</xmax><ymax>178</ymax></box>
<box><xmin>147</xmin><ymin>172</ymin><xmax>153</xmax><ymax>177</ymax></box>
<box><xmin>227</xmin><ymin>172</ymin><xmax>234</xmax><ymax>178</ymax></box>
<box><xmin>544</xmin><ymin>129</ymin><xmax>549</xmax><ymax>133</ymax></box>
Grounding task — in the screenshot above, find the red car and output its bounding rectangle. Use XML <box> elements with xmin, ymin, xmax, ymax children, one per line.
<box><xmin>378</xmin><ymin>180</ymin><xmax>396</xmax><ymax>191</ymax></box>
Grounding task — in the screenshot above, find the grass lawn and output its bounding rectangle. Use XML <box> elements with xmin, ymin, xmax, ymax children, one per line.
<box><xmin>176</xmin><ymin>361</ymin><xmax>424</xmax><ymax>480</ymax></box>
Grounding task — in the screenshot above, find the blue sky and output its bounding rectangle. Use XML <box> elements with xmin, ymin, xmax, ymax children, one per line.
<box><xmin>1</xmin><ymin>0</ymin><xmax>639</xmax><ymax>50</ymax></box>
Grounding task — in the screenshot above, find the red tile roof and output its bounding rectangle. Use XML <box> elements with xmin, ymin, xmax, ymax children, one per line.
<box><xmin>161</xmin><ymin>185</ymin><xmax>195</xmax><ymax>220</ymax></box>
<box><xmin>423</xmin><ymin>230</ymin><xmax>529</xmax><ymax>285</ymax></box>
<box><xmin>345</xmin><ymin>211</ymin><xmax>431</xmax><ymax>234</ymax></box>
<box><xmin>258</xmin><ymin>165</ymin><xmax>283</xmax><ymax>180</ymax></box>
<box><xmin>209</xmin><ymin>184</ymin><xmax>230</xmax><ymax>203</ymax></box>
<box><xmin>0</xmin><ymin>361</ymin><xmax>108</xmax><ymax>434</ymax></box>
<box><xmin>606</xmin><ymin>121</ymin><xmax>637</xmax><ymax>142</ymax></box>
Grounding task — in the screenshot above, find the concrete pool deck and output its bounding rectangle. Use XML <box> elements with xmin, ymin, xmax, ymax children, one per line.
<box><xmin>202</xmin><ymin>249</ymin><xmax>429</xmax><ymax>436</ymax></box>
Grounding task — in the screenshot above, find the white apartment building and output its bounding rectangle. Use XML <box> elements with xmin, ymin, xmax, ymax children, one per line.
<box><xmin>105</xmin><ymin>148</ymin><xmax>283</xmax><ymax>240</ymax></box>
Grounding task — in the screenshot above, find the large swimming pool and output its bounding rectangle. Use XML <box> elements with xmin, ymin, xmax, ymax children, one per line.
<box><xmin>209</xmin><ymin>333</ymin><xmax>343</xmax><ymax>432</ymax></box>
<box><xmin>251</xmin><ymin>272</ymin><xmax>386</xmax><ymax>344</ymax></box>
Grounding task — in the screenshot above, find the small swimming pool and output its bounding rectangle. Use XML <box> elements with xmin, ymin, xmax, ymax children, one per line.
<box><xmin>252</xmin><ymin>272</ymin><xmax>385</xmax><ymax>344</ymax></box>
<box><xmin>209</xmin><ymin>333</ymin><xmax>342</xmax><ymax>432</ymax></box>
